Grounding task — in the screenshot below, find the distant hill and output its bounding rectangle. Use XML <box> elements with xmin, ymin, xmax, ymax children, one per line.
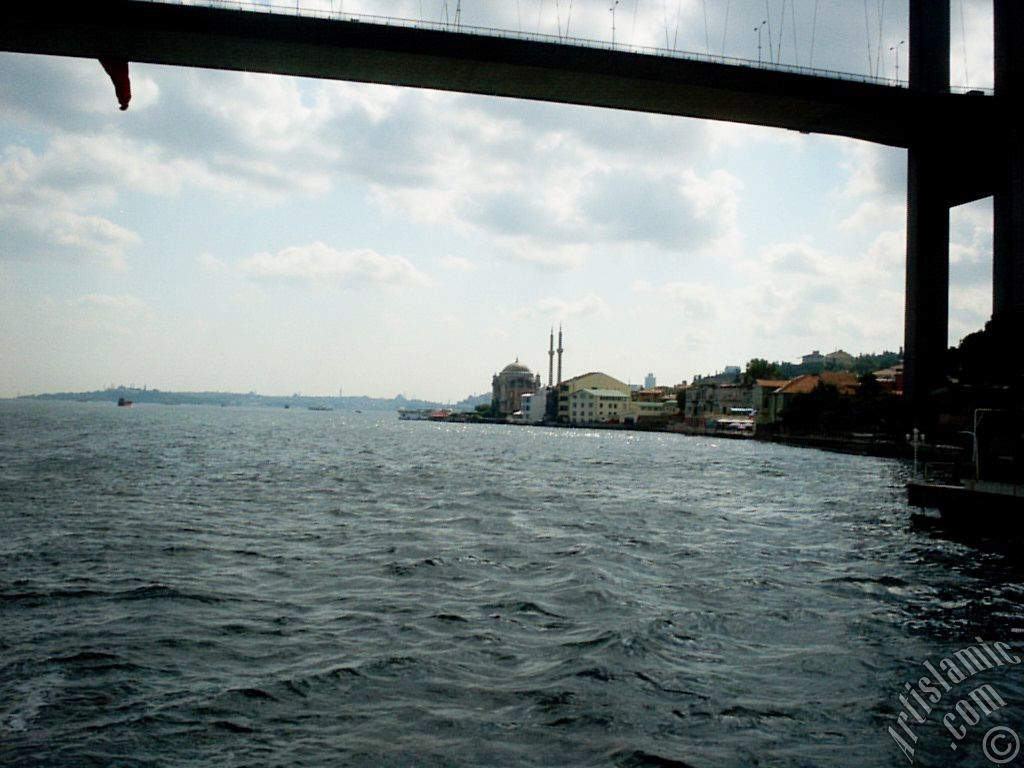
<box><xmin>453</xmin><ymin>392</ymin><xmax>491</xmax><ymax>411</ymax></box>
<box><xmin>17</xmin><ymin>387</ymin><xmax>443</xmax><ymax>412</ymax></box>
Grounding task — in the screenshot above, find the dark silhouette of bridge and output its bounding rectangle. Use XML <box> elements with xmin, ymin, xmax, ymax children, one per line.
<box><xmin>2</xmin><ymin>0</ymin><xmax>1020</xmax><ymax>425</ymax></box>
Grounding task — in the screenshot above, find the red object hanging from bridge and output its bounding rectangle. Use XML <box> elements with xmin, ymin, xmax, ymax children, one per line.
<box><xmin>99</xmin><ymin>58</ymin><xmax>131</xmax><ymax>110</ymax></box>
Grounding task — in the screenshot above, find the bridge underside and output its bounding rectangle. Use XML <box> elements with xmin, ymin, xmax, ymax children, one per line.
<box><xmin>0</xmin><ymin>1</ymin><xmax>999</xmax><ymax>206</ymax></box>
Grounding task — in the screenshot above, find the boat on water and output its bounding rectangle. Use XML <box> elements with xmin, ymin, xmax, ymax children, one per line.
<box><xmin>308</xmin><ymin>405</ymin><xmax>333</xmax><ymax>411</ymax></box>
<box><xmin>117</xmin><ymin>397</ymin><xmax>133</xmax><ymax>407</ymax></box>
<box><xmin>908</xmin><ymin>408</ymin><xmax>1023</xmax><ymax>524</ymax></box>
<box><xmin>398</xmin><ymin>408</ymin><xmax>453</xmax><ymax>421</ymax></box>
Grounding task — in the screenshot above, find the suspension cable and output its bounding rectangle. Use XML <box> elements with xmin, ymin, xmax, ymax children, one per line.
<box><xmin>809</xmin><ymin>0</ymin><xmax>818</xmax><ymax>67</ymax></box>
<box><xmin>674</xmin><ymin>0</ymin><xmax>682</xmax><ymax>50</ymax></box>
<box><xmin>702</xmin><ymin>0</ymin><xmax>710</xmax><ymax>55</ymax></box>
<box><xmin>790</xmin><ymin>0</ymin><xmax>799</xmax><ymax>67</ymax></box>
<box><xmin>721</xmin><ymin>0</ymin><xmax>730</xmax><ymax>58</ymax></box>
<box><xmin>874</xmin><ymin>0</ymin><xmax>885</xmax><ymax>81</ymax></box>
<box><xmin>777</xmin><ymin>0</ymin><xmax>786</xmax><ymax>64</ymax></box>
<box><xmin>863</xmin><ymin>0</ymin><xmax>873</xmax><ymax>76</ymax></box>
<box><xmin>959</xmin><ymin>0</ymin><xmax>970</xmax><ymax>86</ymax></box>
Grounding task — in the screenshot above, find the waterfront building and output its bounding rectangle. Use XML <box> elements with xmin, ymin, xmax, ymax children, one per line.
<box><xmin>753</xmin><ymin>379</ymin><xmax>791</xmax><ymax>425</ymax></box>
<box><xmin>556</xmin><ymin>372</ymin><xmax>631</xmax><ymax>423</ymax></box>
<box><xmin>492</xmin><ymin>359</ymin><xmax>541</xmax><ymax>416</ymax></box>
<box><xmin>682</xmin><ymin>381</ymin><xmax>754</xmax><ymax>418</ymax></box>
<box><xmin>763</xmin><ymin>371</ymin><xmax>860</xmax><ymax>424</ymax></box>
<box><xmin>633</xmin><ymin>387</ymin><xmax>668</xmax><ymax>403</ymax></box>
<box><xmin>624</xmin><ymin>398</ymin><xmax>670</xmax><ymax>426</ymax></box>
<box><xmin>515</xmin><ymin>388</ymin><xmax>551</xmax><ymax>424</ymax></box>
<box><xmin>802</xmin><ymin>350</ymin><xmax>825</xmax><ymax>368</ymax></box>
<box><xmin>568</xmin><ymin>388</ymin><xmax>630</xmax><ymax>424</ymax></box>
<box><xmin>872</xmin><ymin>364</ymin><xmax>904</xmax><ymax>393</ymax></box>
<box><xmin>825</xmin><ymin>349</ymin><xmax>855</xmax><ymax>369</ymax></box>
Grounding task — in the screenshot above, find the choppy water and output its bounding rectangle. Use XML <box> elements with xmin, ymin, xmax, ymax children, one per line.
<box><xmin>1</xmin><ymin>400</ymin><xmax>1022</xmax><ymax>767</ymax></box>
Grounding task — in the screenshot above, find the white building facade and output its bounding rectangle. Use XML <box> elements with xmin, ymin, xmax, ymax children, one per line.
<box><xmin>568</xmin><ymin>388</ymin><xmax>630</xmax><ymax>424</ymax></box>
<box><xmin>515</xmin><ymin>389</ymin><xmax>551</xmax><ymax>424</ymax></box>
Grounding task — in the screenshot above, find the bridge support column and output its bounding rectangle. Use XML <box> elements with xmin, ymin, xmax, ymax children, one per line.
<box><xmin>903</xmin><ymin>0</ymin><xmax>950</xmax><ymax>427</ymax></box>
<box><xmin>905</xmin><ymin>145</ymin><xmax>949</xmax><ymax>426</ymax></box>
<box><xmin>994</xmin><ymin>0</ymin><xmax>1024</xmax><ymax>327</ymax></box>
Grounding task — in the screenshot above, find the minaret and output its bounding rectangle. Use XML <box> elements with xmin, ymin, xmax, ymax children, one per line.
<box><xmin>548</xmin><ymin>327</ymin><xmax>554</xmax><ymax>387</ymax></box>
<box><xmin>556</xmin><ymin>325</ymin><xmax>564</xmax><ymax>385</ymax></box>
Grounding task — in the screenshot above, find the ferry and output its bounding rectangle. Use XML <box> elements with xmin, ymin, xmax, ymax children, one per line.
<box><xmin>908</xmin><ymin>409</ymin><xmax>1023</xmax><ymax>522</ymax></box>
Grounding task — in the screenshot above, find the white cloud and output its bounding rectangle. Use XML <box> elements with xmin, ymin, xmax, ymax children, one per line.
<box><xmin>634</xmin><ymin>279</ymin><xmax>721</xmax><ymax>321</ymax></box>
<box><xmin>238</xmin><ymin>242</ymin><xmax>429</xmax><ymax>289</ymax></box>
<box><xmin>538</xmin><ymin>293</ymin><xmax>610</xmax><ymax>320</ymax></box>
<box><xmin>64</xmin><ymin>293</ymin><xmax>154</xmax><ymax>334</ymax></box>
<box><xmin>503</xmin><ymin>293</ymin><xmax>611</xmax><ymax>323</ymax></box>
<box><xmin>197</xmin><ymin>253</ymin><xmax>230</xmax><ymax>273</ymax></box>
<box><xmin>437</xmin><ymin>255</ymin><xmax>477</xmax><ymax>271</ymax></box>
<box><xmin>0</xmin><ymin>204</ymin><xmax>139</xmax><ymax>268</ymax></box>
<box><xmin>761</xmin><ymin>240</ymin><xmax>825</xmax><ymax>275</ymax></box>
<box><xmin>840</xmin><ymin>143</ymin><xmax>905</xmax><ymax>204</ymax></box>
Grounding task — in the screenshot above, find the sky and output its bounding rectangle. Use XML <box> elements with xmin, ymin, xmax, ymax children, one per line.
<box><xmin>0</xmin><ymin>0</ymin><xmax>998</xmax><ymax>403</ymax></box>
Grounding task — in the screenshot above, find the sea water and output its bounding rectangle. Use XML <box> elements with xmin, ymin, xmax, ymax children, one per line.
<box><xmin>1</xmin><ymin>400</ymin><xmax>1022</xmax><ymax>766</ymax></box>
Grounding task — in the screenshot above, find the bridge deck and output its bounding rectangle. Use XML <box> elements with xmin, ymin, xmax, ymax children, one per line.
<box><xmin>0</xmin><ymin>0</ymin><xmax>1000</xmax><ymax>203</ymax></box>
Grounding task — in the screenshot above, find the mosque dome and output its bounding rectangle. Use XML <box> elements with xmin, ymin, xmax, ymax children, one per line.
<box><xmin>502</xmin><ymin>359</ymin><xmax>532</xmax><ymax>374</ymax></box>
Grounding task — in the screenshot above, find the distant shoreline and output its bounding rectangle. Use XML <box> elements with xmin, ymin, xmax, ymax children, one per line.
<box><xmin>10</xmin><ymin>388</ymin><xmax>476</xmax><ymax>413</ymax></box>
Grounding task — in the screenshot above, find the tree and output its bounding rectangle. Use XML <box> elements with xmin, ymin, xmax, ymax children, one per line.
<box><xmin>782</xmin><ymin>381</ymin><xmax>847</xmax><ymax>432</ymax></box>
<box><xmin>742</xmin><ymin>358</ymin><xmax>782</xmax><ymax>386</ymax></box>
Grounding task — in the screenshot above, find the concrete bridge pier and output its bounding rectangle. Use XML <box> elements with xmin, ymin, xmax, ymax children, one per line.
<box><xmin>903</xmin><ymin>0</ymin><xmax>950</xmax><ymax>428</ymax></box>
<box><xmin>904</xmin><ymin>142</ymin><xmax>949</xmax><ymax>428</ymax></box>
<box><xmin>994</xmin><ymin>0</ymin><xmax>1024</xmax><ymax>327</ymax></box>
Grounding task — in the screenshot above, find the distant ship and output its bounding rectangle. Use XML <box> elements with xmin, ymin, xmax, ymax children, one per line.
<box><xmin>308</xmin><ymin>405</ymin><xmax>333</xmax><ymax>411</ymax></box>
<box><xmin>398</xmin><ymin>408</ymin><xmax>452</xmax><ymax>421</ymax></box>
<box><xmin>117</xmin><ymin>397</ymin><xmax>133</xmax><ymax>407</ymax></box>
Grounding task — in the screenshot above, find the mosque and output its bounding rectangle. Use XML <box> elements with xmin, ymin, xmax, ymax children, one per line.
<box><xmin>491</xmin><ymin>327</ymin><xmax>563</xmax><ymax>417</ymax></box>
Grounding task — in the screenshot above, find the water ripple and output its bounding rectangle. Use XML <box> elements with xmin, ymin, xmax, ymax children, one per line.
<box><xmin>1</xmin><ymin>401</ymin><xmax>1022</xmax><ymax>767</ymax></box>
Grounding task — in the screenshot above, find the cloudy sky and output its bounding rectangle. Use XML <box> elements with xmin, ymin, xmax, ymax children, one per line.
<box><xmin>0</xmin><ymin>0</ymin><xmax>997</xmax><ymax>402</ymax></box>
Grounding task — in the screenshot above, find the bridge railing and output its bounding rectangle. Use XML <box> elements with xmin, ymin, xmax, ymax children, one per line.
<box><xmin>136</xmin><ymin>0</ymin><xmax>992</xmax><ymax>95</ymax></box>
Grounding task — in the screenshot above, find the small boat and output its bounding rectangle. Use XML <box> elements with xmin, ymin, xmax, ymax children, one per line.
<box><xmin>308</xmin><ymin>405</ymin><xmax>333</xmax><ymax>411</ymax></box>
<box><xmin>117</xmin><ymin>397</ymin><xmax>133</xmax><ymax>407</ymax></box>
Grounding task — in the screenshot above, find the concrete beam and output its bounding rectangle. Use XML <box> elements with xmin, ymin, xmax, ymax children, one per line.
<box><xmin>994</xmin><ymin>0</ymin><xmax>1024</xmax><ymax>321</ymax></box>
<box><xmin>0</xmin><ymin>0</ymin><xmax>993</xmax><ymax>152</ymax></box>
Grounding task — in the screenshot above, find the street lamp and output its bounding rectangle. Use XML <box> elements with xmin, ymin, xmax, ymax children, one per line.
<box><xmin>906</xmin><ymin>427</ymin><xmax>926</xmax><ymax>477</ymax></box>
<box><xmin>890</xmin><ymin>40</ymin><xmax>906</xmax><ymax>84</ymax></box>
<box><xmin>755</xmin><ymin>20</ymin><xmax>768</xmax><ymax>66</ymax></box>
